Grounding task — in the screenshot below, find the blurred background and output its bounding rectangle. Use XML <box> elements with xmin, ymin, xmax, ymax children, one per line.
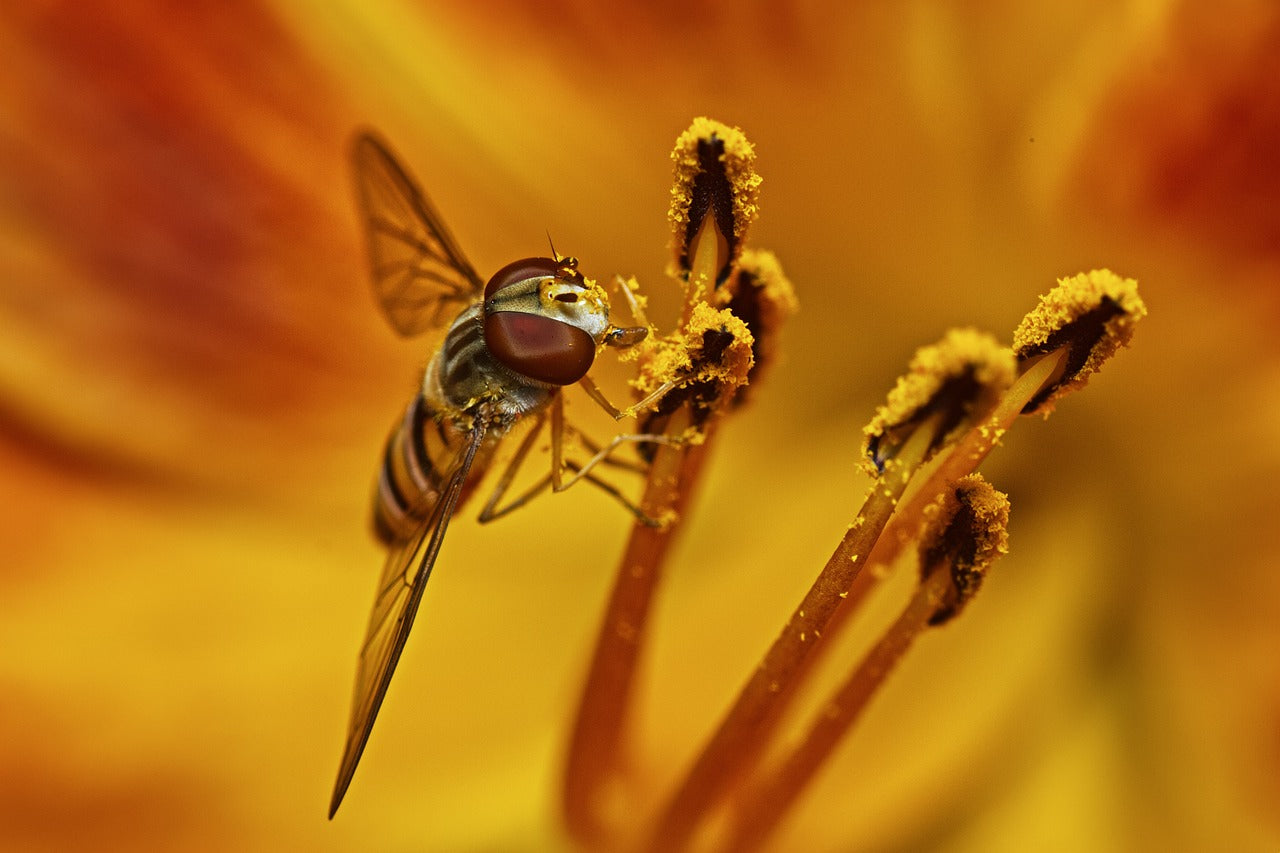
<box><xmin>2</xmin><ymin>2</ymin><xmax>1278</xmax><ymax>850</ymax></box>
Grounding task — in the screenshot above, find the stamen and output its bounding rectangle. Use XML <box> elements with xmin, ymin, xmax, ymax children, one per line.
<box><xmin>717</xmin><ymin>249</ymin><xmax>798</xmax><ymax>407</ymax></box>
<box><xmin>631</xmin><ymin>303</ymin><xmax>755</xmax><ymax>423</ymax></box>
<box><xmin>669</xmin><ymin>117</ymin><xmax>762</xmax><ymax>287</ymax></box>
<box><xmin>1013</xmin><ymin>269</ymin><xmax>1146</xmax><ymax>415</ymax></box>
<box><xmin>649</xmin><ymin>329</ymin><xmax>1005</xmax><ymax>849</ymax></box>
<box><xmin>722</xmin><ymin>477</ymin><xmax>1010</xmax><ymax>853</ymax></box>
<box><xmin>562</xmin><ymin>119</ymin><xmax>779</xmax><ymax>846</ymax></box>
<box><xmin>862</xmin><ymin>328</ymin><xmax>1015</xmax><ymax>474</ymax></box>
<box><xmin>865</xmin><ymin>271</ymin><xmax>1144</xmax><ymax>574</ymax></box>
<box><xmin>916</xmin><ymin>475</ymin><xmax>1010</xmax><ymax>624</ymax></box>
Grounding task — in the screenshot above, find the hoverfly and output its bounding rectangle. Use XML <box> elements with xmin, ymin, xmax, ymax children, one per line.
<box><xmin>329</xmin><ymin>133</ymin><xmax>676</xmax><ymax>817</ymax></box>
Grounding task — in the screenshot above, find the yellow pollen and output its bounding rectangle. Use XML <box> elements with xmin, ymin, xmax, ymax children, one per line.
<box><xmin>861</xmin><ymin>328</ymin><xmax>1016</xmax><ymax>476</ymax></box>
<box><xmin>668</xmin><ymin>117</ymin><xmax>762</xmax><ymax>264</ymax></box>
<box><xmin>1012</xmin><ymin>269</ymin><xmax>1146</xmax><ymax>414</ymax></box>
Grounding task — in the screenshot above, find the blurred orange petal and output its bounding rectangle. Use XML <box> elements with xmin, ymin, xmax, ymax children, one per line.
<box><xmin>2</xmin><ymin>2</ymin><xmax>1278</xmax><ymax>851</ymax></box>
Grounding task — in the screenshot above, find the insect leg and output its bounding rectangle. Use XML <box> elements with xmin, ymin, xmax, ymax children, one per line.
<box><xmin>546</xmin><ymin>396</ymin><xmax>677</xmax><ymax>527</ymax></box>
<box><xmin>578</xmin><ymin>374</ymin><xmax>683</xmax><ymax>421</ymax></box>
<box><xmin>571</xmin><ymin>466</ymin><xmax>663</xmax><ymax>528</ymax></box>
<box><xmin>611</xmin><ymin>274</ymin><xmax>652</xmax><ymax>329</ymax></box>
<box><xmin>475</xmin><ymin>411</ymin><xmax>553</xmax><ymax>523</ymax></box>
<box><xmin>478</xmin><ymin>397</ymin><xmax>681</xmax><ymax>527</ymax></box>
<box><xmin>565</xmin><ymin>424</ymin><xmax>649</xmax><ymax>475</ymax></box>
<box><xmin>553</xmin><ymin>430</ymin><xmax>684</xmax><ymax>494</ymax></box>
<box><xmin>550</xmin><ymin>389</ymin><xmax>566</xmax><ymax>490</ymax></box>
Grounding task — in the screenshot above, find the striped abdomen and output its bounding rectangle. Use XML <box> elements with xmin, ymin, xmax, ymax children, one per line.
<box><xmin>371</xmin><ymin>392</ymin><xmax>480</xmax><ymax>544</ymax></box>
<box><xmin>371</xmin><ymin>303</ymin><xmax>554</xmax><ymax>544</ymax></box>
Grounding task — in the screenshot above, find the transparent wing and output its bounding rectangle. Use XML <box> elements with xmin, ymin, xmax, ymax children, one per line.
<box><xmin>329</xmin><ymin>419</ymin><xmax>488</xmax><ymax>818</ymax></box>
<box><xmin>352</xmin><ymin>132</ymin><xmax>484</xmax><ymax>337</ymax></box>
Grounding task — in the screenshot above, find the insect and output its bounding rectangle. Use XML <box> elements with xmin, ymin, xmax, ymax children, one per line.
<box><xmin>329</xmin><ymin>132</ymin><xmax>677</xmax><ymax>817</ymax></box>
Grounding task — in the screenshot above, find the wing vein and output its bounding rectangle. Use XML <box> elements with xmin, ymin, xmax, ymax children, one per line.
<box><xmin>352</xmin><ymin>132</ymin><xmax>484</xmax><ymax>338</ymax></box>
<box><xmin>329</xmin><ymin>416</ymin><xmax>489</xmax><ymax>818</ymax></box>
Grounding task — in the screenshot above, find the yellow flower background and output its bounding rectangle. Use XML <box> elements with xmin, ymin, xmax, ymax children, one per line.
<box><xmin>3</xmin><ymin>2</ymin><xmax>1278</xmax><ymax>850</ymax></box>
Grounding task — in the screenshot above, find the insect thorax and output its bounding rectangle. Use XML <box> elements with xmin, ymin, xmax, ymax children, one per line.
<box><xmin>424</xmin><ymin>303</ymin><xmax>556</xmax><ymax>425</ymax></box>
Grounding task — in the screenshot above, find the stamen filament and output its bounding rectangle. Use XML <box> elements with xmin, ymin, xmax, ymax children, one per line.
<box><xmin>793</xmin><ymin>348</ymin><xmax>1066</xmax><ymax>684</ymax></box>
<box><xmin>864</xmin><ymin>345</ymin><xmax>1067</xmax><ymax>575</ymax></box>
<box><xmin>563</xmin><ymin>159</ymin><xmax>732</xmax><ymax>843</ymax></box>
<box><xmin>683</xmin><ymin>214</ymin><xmax>723</xmax><ymax>324</ymax></box>
<box><xmin>648</xmin><ymin>416</ymin><xmax>941</xmax><ymax>851</ymax></box>
<box><xmin>722</xmin><ymin>565</ymin><xmax>955</xmax><ymax>853</ymax></box>
<box><xmin>722</xmin><ymin>475</ymin><xmax>1009</xmax><ymax>852</ymax></box>
<box><xmin>562</xmin><ymin>407</ymin><xmax>711</xmax><ymax>841</ymax></box>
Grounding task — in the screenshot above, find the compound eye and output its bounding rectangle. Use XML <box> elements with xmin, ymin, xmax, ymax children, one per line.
<box><xmin>484</xmin><ymin>311</ymin><xmax>595</xmax><ymax>385</ymax></box>
<box><xmin>484</xmin><ymin>257</ymin><xmax>572</xmax><ymax>299</ymax></box>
